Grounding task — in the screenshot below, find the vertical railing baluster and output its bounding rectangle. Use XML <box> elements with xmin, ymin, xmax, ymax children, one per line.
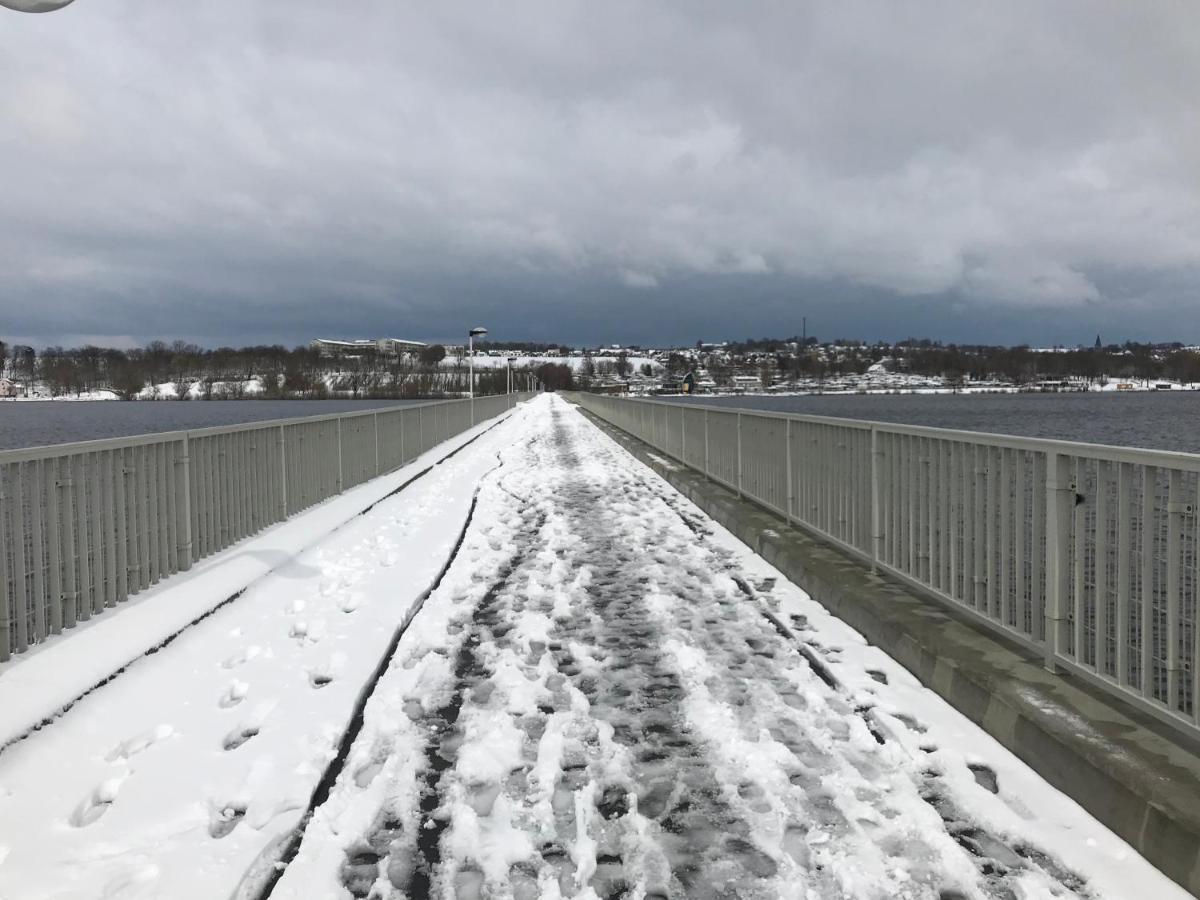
<box><xmin>870</xmin><ymin>428</ymin><xmax>881</xmax><ymax>571</ymax></box>
<box><xmin>1072</xmin><ymin>458</ymin><xmax>1086</xmax><ymax>663</ymax></box>
<box><xmin>12</xmin><ymin>466</ymin><xmax>28</xmax><ymax>653</ymax></box>
<box><xmin>736</xmin><ymin>412</ymin><xmax>743</xmax><ymax>498</ymax></box>
<box><xmin>146</xmin><ymin>445</ymin><xmax>160</xmax><ymax>585</ymax></box>
<box><xmin>61</xmin><ymin>454</ymin><xmax>78</xmax><ymax>629</ymax></box>
<box><xmin>1140</xmin><ymin>466</ymin><xmax>1156</xmax><ymax>698</ymax></box>
<box><xmin>102</xmin><ymin>452</ymin><xmax>117</xmax><ymax>608</ymax></box>
<box><xmin>1045</xmin><ymin>452</ymin><xmax>1072</xmax><ymax>672</ymax></box>
<box><xmin>1166</xmin><ymin>469</ymin><xmax>1183</xmax><ymax>711</ymax></box>
<box><xmin>137</xmin><ymin>444</ymin><xmax>151</xmax><ymax>587</ymax></box>
<box><xmin>90</xmin><ymin>453</ymin><xmax>104</xmax><ymax>615</ymax></box>
<box><xmin>704</xmin><ymin>409</ymin><xmax>710</xmax><ymax>481</ymax></box>
<box><xmin>1000</xmin><ymin>448</ymin><xmax>1012</xmax><ymax>628</ymax></box>
<box><xmin>46</xmin><ymin>457</ymin><xmax>63</xmax><ymax>634</ymax></box>
<box><xmin>115</xmin><ymin>449</ymin><xmax>129</xmax><ymax>603</ymax></box>
<box><xmin>973</xmin><ymin>444</ymin><xmax>987</xmax><ymax>611</ymax></box>
<box><xmin>1095</xmin><ymin>461</ymin><xmax>1110</xmax><ymax>676</ymax></box>
<box><xmin>178</xmin><ymin>436</ymin><xmax>193</xmax><ymax>571</ymax></box>
<box><xmin>985</xmin><ymin>446</ymin><xmax>999</xmax><ymax>619</ymax></box>
<box><xmin>30</xmin><ymin>460</ymin><xmax>47</xmax><ymax>642</ymax></box>
<box><xmin>278</xmin><ymin>425</ymin><xmax>288</xmax><ymax>520</ymax></box>
<box><xmin>1014</xmin><ymin>450</ymin><xmax>1027</xmax><ymax>633</ymax></box>
<box><xmin>0</xmin><ymin>466</ymin><xmax>11</xmax><ymax>661</ymax></box>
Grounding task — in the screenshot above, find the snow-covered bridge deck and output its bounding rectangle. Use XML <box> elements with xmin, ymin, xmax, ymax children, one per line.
<box><xmin>0</xmin><ymin>396</ymin><xmax>1184</xmax><ymax>899</ymax></box>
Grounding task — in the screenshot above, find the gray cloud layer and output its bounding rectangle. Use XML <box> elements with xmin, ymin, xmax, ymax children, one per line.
<box><xmin>2</xmin><ymin>2</ymin><xmax>1199</xmax><ymax>347</ymax></box>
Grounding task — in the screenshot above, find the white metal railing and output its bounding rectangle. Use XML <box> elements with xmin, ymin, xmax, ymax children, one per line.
<box><xmin>0</xmin><ymin>393</ymin><xmax>533</xmax><ymax>661</ymax></box>
<box><xmin>573</xmin><ymin>393</ymin><xmax>1200</xmax><ymax>741</ymax></box>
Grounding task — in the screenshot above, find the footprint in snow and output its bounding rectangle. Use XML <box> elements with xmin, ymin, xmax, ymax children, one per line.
<box><xmin>339</xmin><ymin>595</ymin><xmax>361</xmax><ymax>614</ymax></box>
<box><xmin>71</xmin><ymin>775</ymin><xmax>126</xmax><ymax>827</ymax></box>
<box><xmin>223</xmin><ymin>724</ymin><xmax>260</xmax><ymax>751</ymax></box>
<box><xmin>221</xmin><ymin>645</ymin><xmax>262</xmax><ymax>669</ymax></box>
<box><xmin>208</xmin><ymin>802</ymin><xmax>247</xmax><ymax>839</ymax></box>
<box><xmin>222</xmin><ymin>702</ymin><xmax>275</xmax><ymax>751</ymax></box>
<box><xmin>219</xmin><ymin>680</ymin><xmax>249</xmax><ymax>708</ymax></box>
<box><xmin>892</xmin><ymin>712</ymin><xmax>927</xmax><ymax>734</ymax></box>
<box><xmin>308</xmin><ymin>667</ymin><xmax>334</xmax><ymax>689</ymax></box>
<box><xmin>106</xmin><ymin>725</ymin><xmax>175</xmax><ymax>762</ymax></box>
<box><xmin>968</xmin><ymin>763</ymin><xmax>999</xmax><ymax>794</ymax></box>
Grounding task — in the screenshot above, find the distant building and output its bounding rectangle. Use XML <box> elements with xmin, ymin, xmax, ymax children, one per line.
<box><xmin>311</xmin><ymin>338</ymin><xmax>426</xmax><ymax>358</ymax></box>
<box><xmin>0</xmin><ymin>378</ymin><xmax>24</xmax><ymax>398</ymax></box>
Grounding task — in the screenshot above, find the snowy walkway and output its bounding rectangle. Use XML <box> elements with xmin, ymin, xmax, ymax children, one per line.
<box><xmin>0</xmin><ymin>395</ymin><xmax>1187</xmax><ymax>900</ymax></box>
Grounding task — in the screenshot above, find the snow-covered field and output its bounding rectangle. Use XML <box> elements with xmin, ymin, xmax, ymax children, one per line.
<box><xmin>0</xmin><ymin>396</ymin><xmax>1186</xmax><ymax>899</ymax></box>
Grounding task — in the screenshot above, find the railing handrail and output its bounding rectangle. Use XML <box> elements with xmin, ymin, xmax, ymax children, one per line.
<box><xmin>0</xmin><ymin>395</ymin><xmax>493</xmax><ymax>464</ymax></box>
<box><xmin>611</xmin><ymin>395</ymin><xmax>1200</xmax><ymax>470</ymax></box>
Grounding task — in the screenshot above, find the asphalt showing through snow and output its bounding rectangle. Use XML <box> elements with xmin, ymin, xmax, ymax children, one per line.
<box><xmin>268</xmin><ymin>397</ymin><xmax>1104</xmax><ymax>899</ymax></box>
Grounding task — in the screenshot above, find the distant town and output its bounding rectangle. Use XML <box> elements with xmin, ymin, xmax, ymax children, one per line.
<box><xmin>2</xmin><ymin>334</ymin><xmax>1200</xmax><ymax>400</ymax></box>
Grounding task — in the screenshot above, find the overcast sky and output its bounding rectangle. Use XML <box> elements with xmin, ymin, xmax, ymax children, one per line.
<box><xmin>3</xmin><ymin>2</ymin><xmax>1199</xmax><ymax>349</ymax></box>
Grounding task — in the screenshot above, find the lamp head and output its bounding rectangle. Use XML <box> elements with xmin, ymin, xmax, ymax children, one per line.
<box><xmin>469</xmin><ymin>327</ymin><xmax>488</xmax><ymax>338</ymax></box>
<box><xmin>1</xmin><ymin>0</ymin><xmax>77</xmax><ymax>11</ymax></box>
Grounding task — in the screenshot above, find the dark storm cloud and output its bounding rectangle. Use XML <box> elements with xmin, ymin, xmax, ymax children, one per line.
<box><xmin>2</xmin><ymin>1</ymin><xmax>1199</xmax><ymax>347</ymax></box>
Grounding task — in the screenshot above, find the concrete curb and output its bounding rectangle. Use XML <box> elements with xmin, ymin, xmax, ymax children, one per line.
<box><xmin>577</xmin><ymin>406</ymin><xmax>1200</xmax><ymax>896</ymax></box>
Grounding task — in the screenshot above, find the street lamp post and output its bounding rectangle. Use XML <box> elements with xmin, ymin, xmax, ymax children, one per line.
<box><xmin>507</xmin><ymin>357</ymin><xmax>517</xmax><ymax>394</ymax></box>
<box><xmin>468</xmin><ymin>326</ymin><xmax>488</xmax><ymax>399</ymax></box>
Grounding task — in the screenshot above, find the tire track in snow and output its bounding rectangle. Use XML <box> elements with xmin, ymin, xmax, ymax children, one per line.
<box><xmin>239</xmin><ymin>447</ymin><xmax>517</xmax><ymax>900</ymax></box>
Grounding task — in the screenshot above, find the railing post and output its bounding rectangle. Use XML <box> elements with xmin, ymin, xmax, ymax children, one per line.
<box><xmin>1044</xmin><ymin>451</ymin><xmax>1071</xmax><ymax>672</ymax></box>
<box><xmin>704</xmin><ymin>409</ymin><xmax>710</xmax><ymax>480</ymax></box>
<box><xmin>1166</xmin><ymin>470</ymin><xmax>1185</xmax><ymax>710</ymax></box>
<box><xmin>0</xmin><ymin>476</ymin><xmax>9</xmax><ymax>662</ymax></box>
<box><xmin>177</xmin><ymin>434</ymin><xmax>193</xmax><ymax>571</ymax></box>
<box><xmin>374</xmin><ymin>412</ymin><xmax>380</xmax><ymax>476</ymax></box>
<box><xmin>736</xmin><ymin>411</ymin><xmax>743</xmax><ymax>498</ymax></box>
<box><xmin>785</xmin><ymin>418</ymin><xmax>794</xmax><ymax>524</ymax></box>
<box><xmin>278</xmin><ymin>425</ymin><xmax>288</xmax><ymax>518</ymax></box>
<box><xmin>870</xmin><ymin>426</ymin><xmax>882</xmax><ymax>572</ymax></box>
<box><xmin>336</xmin><ymin>417</ymin><xmax>344</xmax><ymax>493</ymax></box>
<box><xmin>681</xmin><ymin>408</ymin><xmax>686</xmax><ymax>464</ymax></box>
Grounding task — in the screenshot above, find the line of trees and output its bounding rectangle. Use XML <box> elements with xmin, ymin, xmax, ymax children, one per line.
<box><xmin>0</xmin><ymin>340</ymin><xmax>524</xmax><ymax>400</ymax></box>
<box><xmin>717</xmin><ymin>338</ymin><xmax>1200</xmax><ymax>386</ymax></box>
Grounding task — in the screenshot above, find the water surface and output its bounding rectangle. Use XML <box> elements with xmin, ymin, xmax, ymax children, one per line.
<box><xmin>0</xmin><ymin>399</ymin><xmax>425</xmax><ymax>450</ymax></box>
<box><xmin>660</xmin><ymin>392</ymin><xmax>1200</xmax><ymax>453</ymax></box>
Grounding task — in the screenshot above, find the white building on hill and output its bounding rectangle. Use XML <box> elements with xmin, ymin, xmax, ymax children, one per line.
<box><xmin>311</xmin><ymin>338</ymin><xmax>427</xmax><ymax>357</ymax></box>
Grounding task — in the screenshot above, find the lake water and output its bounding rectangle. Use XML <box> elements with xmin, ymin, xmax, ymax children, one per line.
<box><xmin>659</xmin><ymin>392</ymin><xmax>1200</xmax><ymax>453</ymax></box>
<box><xmin>0</xmin><ymin>399</ymin><xmax>425</xmax><ymax>451</ymax></box>
<box><xmin>6</xmin><ymin>393</ymin><xmax>1200</xmax><ymax>454</ymax></box>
